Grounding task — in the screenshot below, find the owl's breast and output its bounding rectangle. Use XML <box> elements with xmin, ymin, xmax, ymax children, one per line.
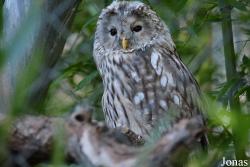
<box><xmin>103</xmin><ymin>49</ymin><xmax>160</xmax><ymax>126</ymax></box>
<box><xmin>101</xmin><ymin>46</ymin><xmax>201</xmax><ymax>137</ymax></box>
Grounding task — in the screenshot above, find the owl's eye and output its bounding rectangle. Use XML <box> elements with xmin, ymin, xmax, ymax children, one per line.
<box><xmin>132</xmin><ymin>25</ymin><xmax>142</xmax><ymax>32</ymax></box>
<box><xmin>110</xmin><ymin>28</ymin><xmax>117</xmax><ymax>36</ymax></box>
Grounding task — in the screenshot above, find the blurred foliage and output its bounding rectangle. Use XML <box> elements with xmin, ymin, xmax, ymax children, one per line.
<box><xmin>0</xmin><ymin>1</ymin><xmax>4</xmax><ymax>67</ymax></box>
<box><xmin>1</xmin><ymin>0</ymin><xmax>250</xmax><ymax>166</ymax></box>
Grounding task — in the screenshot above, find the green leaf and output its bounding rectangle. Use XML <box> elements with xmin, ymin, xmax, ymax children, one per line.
<box><xmin>0</xmin><ymin>49</ymin><xmax>5</xmax><ymax>68</ymax></box>
<box><xmin>216</xmin><ymin>78</ymin><xmax>238</xmax><ymax>101</ymax></box>
<box><xmin>163</xmin><ymin>0</ymin><xmax>188</xmax><ymax>12</ymax></box>
<box><xmin>240</xmin><ymin>55</ymin><xmax>250</xmax><ymax>73</ymax></box>
<box><xmin>74</xmin><ymin>71</ymin><xmax>99</xmax><ymax>91</ymax></box>
<box><xmin>206</xmin><ymin>13</ymin><xmax>222</xmax><ymax>22</ymax></box>
<box><xmin>242</xmin><ymin>55</ymin><xmax>250</xmax><ymax>65</ymax></box>
<box><xmin>235</xmin><ymin>85</ymin><xmax>250</xmax><ymax>97</ymax></box>
<box><xmin>229</xmin><ymin>0</ymin><xmax>247</xmax><ymax>11</ymax></box>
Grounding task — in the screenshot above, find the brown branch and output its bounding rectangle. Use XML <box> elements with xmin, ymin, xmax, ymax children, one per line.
<box><xmin>1</xmin><ymin>106</ymin><xmax>205</xmax><ymax>167</ymax></box>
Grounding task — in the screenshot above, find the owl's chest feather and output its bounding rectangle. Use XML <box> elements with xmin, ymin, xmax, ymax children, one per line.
<box><xmin>101</xmin><ymin>47</ymin><xmax>199</xmax><ymax>136</ymax></box>
<box><xmin>105</xmin><ymin>49</ymin><xmax>160</xmax><ymax>104</ymax></box>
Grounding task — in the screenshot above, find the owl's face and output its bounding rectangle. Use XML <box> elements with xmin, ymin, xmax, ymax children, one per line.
<box><xmin>95</xmin><ymin>1</ymin><xmax>165</xmax><ymax>52</ymax></box>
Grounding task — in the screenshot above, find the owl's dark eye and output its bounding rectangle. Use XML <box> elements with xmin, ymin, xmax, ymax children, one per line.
<box><xmin>132</xmin><ymin>25</ymin><xmax>142</xmax><ymax>32</ymax></box>
<box><xmin>110</xmin><ymin>28</ymin><xmax>117</xmax><ymax>36</ymax></box>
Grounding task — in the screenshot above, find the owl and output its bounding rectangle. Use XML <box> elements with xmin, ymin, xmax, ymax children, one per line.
<box><xmin>93</xmin><ymin>0</ymin><xmax>206</xmax><ymax>144</ymax></box>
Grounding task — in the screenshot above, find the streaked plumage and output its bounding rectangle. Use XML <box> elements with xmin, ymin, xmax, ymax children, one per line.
<box><xmin>93</xmin><ymin>1</ymin><xmax>206</xmax><ymax>140</ymax></box>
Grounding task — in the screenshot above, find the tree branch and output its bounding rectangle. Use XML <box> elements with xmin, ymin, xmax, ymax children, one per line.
<box><xmin>1</xmin><ymin>106</ymin><xmax>206</xmax><ymax>167</ymax></box>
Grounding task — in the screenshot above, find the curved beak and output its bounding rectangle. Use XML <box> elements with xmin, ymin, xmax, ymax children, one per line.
<box><xmin>122</xmin><ymin>37</ymin><xmax>129</xmax><ymax>49</ymax></box>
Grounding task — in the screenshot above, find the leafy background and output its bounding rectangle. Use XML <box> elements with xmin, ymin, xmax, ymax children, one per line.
<box><xmin>0</xmin><ymin>0</ymin><xmax>250</xmax><ymax>166</ymax></box>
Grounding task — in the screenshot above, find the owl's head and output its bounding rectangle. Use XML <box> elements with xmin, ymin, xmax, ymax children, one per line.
<box><xmin>94</xmin><ymin>1</ymin><xmax>174</xmax><ymax>55</ymax></box>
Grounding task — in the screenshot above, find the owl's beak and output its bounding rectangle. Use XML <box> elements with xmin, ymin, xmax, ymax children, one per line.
<box><xmin>122</xmin><ymin>37</ymin><xmax>129</xmax><ymax>49</ymax></box>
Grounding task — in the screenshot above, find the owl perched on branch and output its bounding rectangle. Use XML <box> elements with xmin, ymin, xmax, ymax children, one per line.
<box><xmin>93</xmin><ymin>0</ymin><xmax>207</xmax><ymax>145</ymax></box>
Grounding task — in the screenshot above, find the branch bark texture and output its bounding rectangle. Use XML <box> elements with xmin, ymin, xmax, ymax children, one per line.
<box><xmin>0</xmin><ymin>106</ymin><xmax>205</xmax><ymax>167</ymax></box>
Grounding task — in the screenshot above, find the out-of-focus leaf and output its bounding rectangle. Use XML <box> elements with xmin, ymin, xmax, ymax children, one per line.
<box><xmin>163</xmin><ymin>0</ymin><xmax>188</xmax><ymax>12</ymax></box>
<box><xmin>216</xmin><ymin>75</ymin><xmax>249</xmax><ymax>105</ymax></box>
<box><xmin>229</xmin><ymin>0</ymin><xmax>248</xmax><ymax>11</ymax></box>
<box><xmin>206</xmin><ymin>13</ymin><xmax>222</xmax><ymax>22</ymax></box>
<box><xmin>74</xmin><ymin>71</ymin><xmax>99</xmax><ymax>91</ymax></box>
<box><xmin>242</xmin><ymin>55</ymin><xmax>250</xmax><ymax>67</ymax></box>
<box><xmin>240</xmin><ymin>55</ymin><xmax>250</xmax><ymax>74</ymax></box>
<box><xmin>0</xmin><ymin>49</ymin><xmax>5</xmax><ymax>68</ymax></box>
<box><xmin>216</xmin><ymin>78</ymin><xmax>239</xmax><ymax>102</ymax></box>
<box><xmin>0</xmin><ymin>1</ymin><xmax>2</xmax><ymax>34</ymax></box>
<box><xmin>241</xmin><ymin>28</ymin><xmax>250</xmax><ymax>36</ymax></box>
<box><xmin>11</xmin><ymin>51</ymin><xmax>43</xmax><ymax>115</ymax></box>
<box><xmin>235</xmin><ymin>85</ymin><xmax>250</xmax><ymax>97</ymax></box>
<box><xmin>246</xmin><ymin>85</ymin><xmax>250</xmax><ymax>101</ymax></box>
<box><xmin>0</xmin><ymin>4</ymin><xmax>6</xmax><ymax>66</ymax></box>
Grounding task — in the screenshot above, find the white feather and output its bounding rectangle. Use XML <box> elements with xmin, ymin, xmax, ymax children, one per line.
<box><xmin>166</xmin><ymin>72</ymin><xmax>174</xmax><ymax>86</ymax></box>
<box><xmin>133</xmin><ymin>92</ymin><xmax>145</xmax><ymax>104</ymax></box>
<box><xmin>160</xmin><ymin>75</ymin><xmax>167</xmax><ymax>87</ymax></box>
<box><xmin>173</xmin><ymin>95</ymin><xmax>180</xmax><ymax>105</ymax></box>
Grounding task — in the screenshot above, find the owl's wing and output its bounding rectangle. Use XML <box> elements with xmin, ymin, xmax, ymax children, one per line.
<box><xmin>134</xmin><ymin>46</ymin><xmax>203</xmax><ymax>120</ymax></box>
<box><xmin>149</xmin><ymin>47</ymin><xmax>208</xmax><ymax>148</ymax></box>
